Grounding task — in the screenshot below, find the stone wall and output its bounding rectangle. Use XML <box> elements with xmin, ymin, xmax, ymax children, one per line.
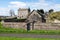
<box><xmin>34</xmin><ymin>23</ymin><xmax>60</xmax><ymax>30</ymax></box>
<box><xmin>3</xmin><ymin>22</ymin><xmax>27</xmax><ymax>30</ymax></box>
<box><xmin>2</xmin><ymin>22</ymin><xmax>60</xmax><ymax>30</ymax></box>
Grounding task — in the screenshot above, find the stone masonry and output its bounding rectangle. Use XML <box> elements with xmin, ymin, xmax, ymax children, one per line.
<box><xmin>3</xmin><ymin>22</ymin><xmax>60</xmax><ymax>30</ymax></box>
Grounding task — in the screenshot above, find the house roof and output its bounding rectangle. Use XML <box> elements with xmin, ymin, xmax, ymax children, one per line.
<box><xmin>27</xmin><ymin>10</ymin><xmax>41</xmax><ymax>18</ymax></box>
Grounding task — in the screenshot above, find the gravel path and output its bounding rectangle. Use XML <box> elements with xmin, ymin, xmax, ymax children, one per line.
<box><xmin>0</xmin><ymin>33</ymin><xmax>60</xmax><ymax>38</ymax></box>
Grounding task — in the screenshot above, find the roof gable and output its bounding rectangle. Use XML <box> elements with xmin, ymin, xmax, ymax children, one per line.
<box><xmin>27</xmin><ymin>10</ymin><xmax>42</xmax><ymax>22</ymax></box>
<box><xmin>28</xmin><ymin>10</ymin><xmax>41</xmax><ymax>18</ymax></box>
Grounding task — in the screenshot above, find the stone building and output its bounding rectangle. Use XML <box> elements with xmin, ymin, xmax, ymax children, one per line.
<box><xmin>17</xmin><ymin>8</ymin><xmax>45</xmax><ymax>23</ymax></box>
<box><xmin>27</xmin><ymin>10</ymin><xmax>42</xmax><ymax>22</ymax></box>
<box><xmin>17</xmin><ymin>8</ymin><xmax>30</xmax><ymax>19</ymax></box>
<box><xmin>2</xmin><ymin>8</ymin><xmax>60</xmax><ymax>30</ymax></box>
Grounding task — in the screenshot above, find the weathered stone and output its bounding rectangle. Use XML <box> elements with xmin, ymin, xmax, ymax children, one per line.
<box><xmin>2</xmin><ymin>22</ymin><xmax>60</xmax><ymax>30</ymax></box>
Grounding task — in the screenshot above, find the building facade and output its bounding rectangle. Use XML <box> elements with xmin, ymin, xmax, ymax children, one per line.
<box><xmin>27</xmin><ymin>10</ymin><xmax>42</xmax><ymax>22</ymax></box>
<box><xmin>18</xmin><ymin>8</ymin><xmax>30</xmax><ymax>19</ymax></box>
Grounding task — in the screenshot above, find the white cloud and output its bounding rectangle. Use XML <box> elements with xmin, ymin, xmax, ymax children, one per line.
<box><xmin>0</xmin><ymin>0</ymin><xmax>60</xmax><ymax>16</ymax></box>
<box><xmin>26</xmin><ymin>0</ymin><xmax>49</xmax><ymax>10</ymax></box>
<box><xmin>27</xmin><ymin>0</ymin><xmax>60</xmax><ymax>11</ymax></box>
<box><xmin>8</xmin><ymin>1</ymin><xmax>27</xmax><ymax>8</ymax></box>
<box><xmin>8</xmin><ymin>0</ymin><xmax>60</xmax><ymax>12</ymax></box>
<box><xmin>0</xmin><ymin>8</ymin><xmax>10</xmax><ymax>16</ymax></box>
<box><xmin>52</xmin><ymin>4</ymin><xmax>60</xmax><ymax>11</ymax></box>
<box><xmin>0</xmin><ymin>1</ymin><xmax>27</xmax><ymax>16</ymax></box>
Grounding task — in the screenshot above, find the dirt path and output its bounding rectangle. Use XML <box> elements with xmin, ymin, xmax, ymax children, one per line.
<box><xmin>0</xmin><ymin>33</ymin><xmax>60</xmax><ymax>38</ymax></box>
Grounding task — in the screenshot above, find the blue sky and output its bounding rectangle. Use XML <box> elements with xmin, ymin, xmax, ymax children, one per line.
<box><xmin>0</xmin><ymin>0</ymin><xmax>60</xmax><ymax>16</ymax></box>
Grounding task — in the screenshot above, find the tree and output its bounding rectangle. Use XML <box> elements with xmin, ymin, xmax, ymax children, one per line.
<box><xmin>28</xmin><ymin>8</ymin><xmax>30</xmax><ymax>12</ymax></box>
<box><xmin>49</xmin><ymin>9</ymin><xmax>54</xmax><ymax>13</ymax></box>
<box><xmin>9</xmin><ymin>9</ymin><xmax>15</xmax><ymax>16</ymax></box>
<box><xmin>48</xmin><ymin>11</ymin><xmax>60</xmax><ymax>20</ymax></box>
<box><xmin>37</xmin><ymin>9</ymin><xmax>44</xmax><ymax>14</ymax></box>
<box><xmin>39</xmin><ymin>9</ymin><xmax>44</xmax><ymax>14</ymax></box>
<box><xmin>37</xmin><ymin>9</ymin><xmax>46</xmax><ymax>23</ymax></box>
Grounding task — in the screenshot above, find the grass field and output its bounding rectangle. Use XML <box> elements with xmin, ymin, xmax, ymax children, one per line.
<box><xmin>0</xmin><ymin>37</ymin><xmax>59</xmax><ymax>40</ymax></box>
<box><xmin>0</xmin><ymin>22</ymin><xmax>60</xmax><ymax>35</ymax></box>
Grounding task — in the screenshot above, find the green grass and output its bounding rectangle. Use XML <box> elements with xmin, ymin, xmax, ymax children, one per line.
<box><xmin>0</xmin><ymin>37</ymin><xmax>59</xmax><ymax>40</ymax></box>
<box><xmin>0</xmin><ymin>22</ymin><xmax>60</xmax><ymax>35</ymax></box>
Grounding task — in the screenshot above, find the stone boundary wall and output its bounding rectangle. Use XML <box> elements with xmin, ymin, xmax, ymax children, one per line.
<box><xmin>3</xmin><ymin>22</ymin><xmax>27</xmax><ymax>30</ymax></box>
<box><xmin>34</xmin><ymin>23</ymin><xmax>60</xmax><ymax>30</ymax></box>
<box><xmin>2</xmin><ymin>22</ymin><xmax>60</xmax><ymax>30</ymax></box>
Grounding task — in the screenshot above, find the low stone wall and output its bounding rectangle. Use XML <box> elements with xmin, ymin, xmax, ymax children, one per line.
<box><xmin>34</xmin><ymin>23</ymin><xmax>60</xmax><ymax>30</ymax></box>
<box><xmin>3</xmin><ymin>22</ymin><xmax>27</xmax><ymax>30</ymax></box>
<box><xmin>2</xmin><ymin>22</ymin><xmax>60</xmax><ymax>30</ymax></box>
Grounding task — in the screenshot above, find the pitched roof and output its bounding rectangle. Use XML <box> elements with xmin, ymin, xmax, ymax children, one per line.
<box><xmin>27</xmin><ymin>10</ymin><xmax>41</xmax><ymax>18</ymax></box>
